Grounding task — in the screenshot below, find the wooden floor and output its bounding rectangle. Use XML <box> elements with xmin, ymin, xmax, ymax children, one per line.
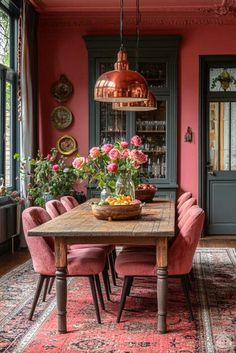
<box><xmin>0</xmin><ymin>237</ymin><xmax>236</xmax><ymax>277</ymax></box>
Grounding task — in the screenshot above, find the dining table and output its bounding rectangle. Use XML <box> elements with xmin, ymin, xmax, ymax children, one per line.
<box><xmin>28</xmin><ymin>198</ymin><xmax>175</xmax><ymax>334</ymax></box>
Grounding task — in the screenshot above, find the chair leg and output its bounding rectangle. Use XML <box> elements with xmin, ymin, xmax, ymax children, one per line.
<box><xmin>95</xmin><ymin>274</ymin><xmax>105</xmax><ymax>310</ymax></box>
<box><xmin>186</xmin><ymin>274</ymin><xmax>192</xmax><ymax>291</ymax></box>
<box><xmin>89</xmin><ymin>275</ymin><xmax>101</xmax><ymax>324</ymax></box>
<box><xmin>108</xmin><ymin>253</ymin><xmax>117</xmax><ymax>286</ymax></box>
<box><xmin>42</xmin><ymin>277</ymin><xmax>50</xmax><ymax>302</ymax></box>
<box><xmin>105</xmin><ymin>258</ymin><xmax>112</xmax><ymax>293</ymax></box>
<box><xmin>127</xmin><ymin>277</ymin><xmax>134</xmax><ymax>296</ymax></box>
<box><xmin>117</xmin><ymin>276</ymin><xmax>133</xmax><ymax>323</ymax></box>
<box><xmin>112</xmin><ymin>248</ymin><xmax>118</xmax><ymax>279</ymax></box>
<box><xmin>48</xmin><ymin>277</ymin><xmax>55</xmax><ymax>294</ymax></box>
<box><xmin>181</xmin><ymin>275</ymin><xmax>194</xmax><ymax>321</ymax></box>
<box><xmin>29</xmin><ymin>275</ymin><xmax>45</xmax><ymax>320</ymax></box>
<box><xmin>102</xmin><ymin>269</ymin><xmax>110</xmax><ymax>301</ymax></box>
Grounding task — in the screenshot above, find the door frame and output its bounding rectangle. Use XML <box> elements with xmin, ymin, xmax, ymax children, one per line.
<box><xmin>199</xmin><ymin>55</ymin><xmax>236</xmax><ymax>235</ymax></box>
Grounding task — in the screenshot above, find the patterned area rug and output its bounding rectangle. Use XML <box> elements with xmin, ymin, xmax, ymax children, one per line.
<box><xmin>0</xmin><ymin>249</ymin><xmax>236</xmax><ymax>353</ymax></box>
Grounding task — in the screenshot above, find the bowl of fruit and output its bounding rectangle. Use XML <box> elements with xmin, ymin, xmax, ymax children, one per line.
<box><xmin>135</xmin><ymin>184</ymin><xmax>157</xmax><ymax>202</ymax></box>
<box><xmin>91</xmin><ymin>195</ymin><xmax>142</xmax><ymax>221</ymax></box>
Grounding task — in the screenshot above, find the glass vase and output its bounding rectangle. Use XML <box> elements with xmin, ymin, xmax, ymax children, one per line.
<box><xmin>100</xmin><ymin>185</ymin><xmax>111</xmax><ymax>202</ymax></box>
<box><xmin>115</xmin><ymin>172</ymin><xmax>135</xmax><ymax>200</ymax></box>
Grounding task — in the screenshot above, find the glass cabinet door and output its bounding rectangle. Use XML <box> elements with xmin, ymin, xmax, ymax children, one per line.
<box><xmin>139</xmin><ymin>62</ymin><xmax>167</xmax><ymax>89</ymax></box>
<box><xmin>135</xmin><ymin>100</ymin><xmax>167</xmax><ymax>180</ymax></box>
<box><xmin>98</xmin><ymin>62</ymin><xmax>127</xmax><ymax>145</ymax></box>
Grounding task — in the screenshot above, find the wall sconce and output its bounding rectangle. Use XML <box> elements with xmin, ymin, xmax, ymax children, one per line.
<box><xmin>184</xmin><ymin>126</ymin><xmax>193</xmax><ymax>142</ymax></box>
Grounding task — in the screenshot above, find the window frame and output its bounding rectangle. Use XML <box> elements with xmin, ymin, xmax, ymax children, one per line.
<box><xmin>0</xmin><ymin>1</ymin><xmax>19</xmax><ymax>190</ymax></box>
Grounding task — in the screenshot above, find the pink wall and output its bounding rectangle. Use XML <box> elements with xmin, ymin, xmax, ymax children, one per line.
<box><xmin>38</xmin><ymin>23</ymin><xmax>236</xmax><ymax>199</ymax></box>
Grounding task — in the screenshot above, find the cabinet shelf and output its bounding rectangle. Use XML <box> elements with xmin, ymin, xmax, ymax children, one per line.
<box><xmin>146</xmin><ymin>78</ymin><xmax>165</xmax><ymax>81</ymax></box>
<box><xmin>101</xmin><ymin>130</ymin><xmax>126</xmax><ymax>133</ymax></box>
<box><xmin>137</xmin><ymin>130</ymin><xmax>166</xmax><ymax>133</ymax></box>
<box><xmin>143</xmin><ymin>150</ymin><xmax>166</xmax><ymax>154</ymax></box>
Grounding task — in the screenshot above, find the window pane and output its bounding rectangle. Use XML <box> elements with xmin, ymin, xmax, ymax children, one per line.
<box><xmin>210</xmin><ymin>68</ymin><xmax>236</xmax><ymax>92</ymax></box>
<box><xmin>220</xmin><ymin>102</ymin><xmax>230</xmax><ymax>171</ymax></box>
<box><xmin>135</xmin><ymin>100</ymin><xmax>167</xmax><ymax>179</ymax></box>
<box><xmin>139</xmin><ymin>62</ymin><xmax>166</xmax><ymax>89</ymax></box>
<box><xmin>209</xmin><ymin>102</ymin><xmax>219</xmax><ymax>170</ymax></box>
<box><xmin>100</xmin><ymin>102</ymin><xmax>127</xmax><ymax>144</ymax></box>
<box><xmin>5</xmin><ymin>81</ymin><xmax>12</xmax><ymax>187</ymax></box>
<box><xmin>0</xmin><ymin>10</ymin><xmax>10</xmax><ymax>67</ymax></box>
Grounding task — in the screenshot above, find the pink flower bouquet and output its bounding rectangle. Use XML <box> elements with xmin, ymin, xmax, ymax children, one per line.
<box><xmin>72</xmin><ymin>136</ymin><xmax>148</xmax><ymax>191</ymax></box>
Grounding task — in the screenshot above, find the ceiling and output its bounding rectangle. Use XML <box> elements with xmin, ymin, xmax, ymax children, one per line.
<box><xmin>31</xmin><ymin>0</ymin><xmax>236</xmax><ymax>27</ymax></box>
<box><xmin>30</xmin><ymin>0</ymin><xmax>234</xmax><ymax>13</ymax></box>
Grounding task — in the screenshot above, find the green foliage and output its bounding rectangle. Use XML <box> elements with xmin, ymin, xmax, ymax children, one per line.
<box><xmin>0</xmin><ymin>10</ymin><xmax>10</xmax><ymax>67</ymax></box>
<box><xmin>20</xmin><ymin>148</ymin><xmax>78</xmax><ymax>206</ymax></box>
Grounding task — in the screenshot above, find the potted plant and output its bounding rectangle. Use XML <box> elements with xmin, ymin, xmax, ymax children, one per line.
<box><xmin>17</xmin><ymin>148</ymin><xmax>78</xmax><ymax>206</ymax></box>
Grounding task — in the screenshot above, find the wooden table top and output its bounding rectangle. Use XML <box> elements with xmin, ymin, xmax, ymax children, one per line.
<box><xmin>28</xmin><ymin>199</ymin><xmax>175</xmax><ymax>240</ymax></box>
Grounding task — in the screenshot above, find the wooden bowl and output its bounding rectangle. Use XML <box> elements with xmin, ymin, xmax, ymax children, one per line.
<box><xmin>135</xmin><ymin>185</ymin><xmax>157</xmax><ymax>202</ymax></box>
<box><xmin>91</xmin><ymin>201</ymin><xmax>142</xmax><ymax>221</ymax></box>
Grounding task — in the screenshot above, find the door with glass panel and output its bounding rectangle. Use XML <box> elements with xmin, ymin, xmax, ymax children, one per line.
<box><xmin>207</xmin><ymin>64</ymin><xmax>236</xmax><ymax>234</ymax></box>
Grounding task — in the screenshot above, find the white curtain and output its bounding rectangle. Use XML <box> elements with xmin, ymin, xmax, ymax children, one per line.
<box><xmin>19</xmin><ymin>0</ymin><xmax>38</xmax><ymax>246</ymax></box>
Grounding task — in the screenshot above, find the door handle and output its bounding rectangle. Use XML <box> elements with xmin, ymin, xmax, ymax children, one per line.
<box><xmin>206</xmin><ymin>163</ymin><xmax>216</xmax><ymax>176</ymax></box>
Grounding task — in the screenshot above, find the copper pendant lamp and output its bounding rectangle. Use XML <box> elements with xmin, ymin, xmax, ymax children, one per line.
<box><xmin>112</xmin><ymin>0</ymin><xmax>157</xmax><ymax>112</ymax></box>
<box><xmin>112</xmin><ymin>90</ymin><xmax>157</xmax><ymax>111</ymax></box>
<box><xmin>94</xmin><ymin>0</ymin><xmax>149</xmax><ymax>103</ymax></box>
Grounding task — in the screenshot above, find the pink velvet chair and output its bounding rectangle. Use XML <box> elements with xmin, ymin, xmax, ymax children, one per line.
<box><xmin>22</xmin><ymin>207</ymin><xmax>107</xmax><ymax>323</ymax></box>
<box><xmin>178</xmin><ymin>197</ymin><xmax>197</xmax><ymax>222</ymax></box>
<box><xmin>45</xmin><ymin>199</ymin><xmax>115</xmax><ymax>298</ymax></box>
<box><xmin>115</xmin><ymin>206</ymin><xmax>205</xmax><ymax>322</ymax></box>
<box><xmin>177</xmin><ymin>191</ymin><xmax>192</xmax><ymax>209</ymax></box>
<box><xmin>60</xmin><ymin>195</ymin><xmax>79</xmax><ymax>211</ymax></box>
<box><xmin>45</xmin><ymin>199</ymin><xmax>67</xmax><ymax>218</ymax></box>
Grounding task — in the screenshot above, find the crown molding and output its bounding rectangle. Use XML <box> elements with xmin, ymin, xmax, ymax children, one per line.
<box><xmin>38</xmin><ymin>10</ymin><xmax>236</xmax><ymax>31</ymax></box>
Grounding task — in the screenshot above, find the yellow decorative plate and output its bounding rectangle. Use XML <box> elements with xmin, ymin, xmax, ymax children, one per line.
<box><xmin>56</xmin><ymin>135</ymin><xmax>77</xmax><ymax>155</ymax></box>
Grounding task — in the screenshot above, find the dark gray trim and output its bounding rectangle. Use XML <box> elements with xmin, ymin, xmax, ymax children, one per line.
<box><xmin>199</xmin><ymin>55</ymin><xmax>236</xmax><ymax>234</ymax></box>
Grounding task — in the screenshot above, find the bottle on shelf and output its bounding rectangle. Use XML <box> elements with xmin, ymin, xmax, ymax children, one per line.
<box><xmin>147</xmin><ymin>158</ymin><xmax>152</xmax><ymax>178</ymax></box>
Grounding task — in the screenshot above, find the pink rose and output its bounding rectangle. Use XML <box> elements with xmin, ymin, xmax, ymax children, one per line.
<box><xmin>72</xmin><ymin>157</ymin><xmax>86</xmax><ymax>170</ymax></box>
<box><xmin>10</xmin><ymin>191</ymin><xmax>19</xmax><ymax>198</ymax></box>
<box><xmin>52</xmin><ymin>164</ymin><xmax>59</xmax><ymax>172</ymax></box>
<box><xmin>47</xmin><ymin>154</ymin><xmax>51</xmax><ymax>160</ymax></box>
<box><xmin>107</xmin><ymin>162</ymin><xmax>118</xmax><ymax>173</ymax></box>
<box><xmin>89</xmin><ymin>147</ymin><xmax>101</xmax><ymax>158</ymax></box>
<box><xmin>133</xmin><ymin>161</ymin><xmax>141</xmax><ymax>169</ymax></box>
<box><xmin>130</xmin><ymin>149</ymin><xmax>148</xmax><ymax>165</ymax></box>
<box><xmin>101</xmin><ymin>143</ymin><xmax>113</xmax><ymax>154</ymax></box>
<box><xmin>121</xmin><ymin>149</ymin><xmax>130</xmax><ymax>158</ymax></box>
<box><xmin>109</xmin><ymin>148</ymin><xmax>120</xmax><ymax>160</ymax></box>
<box><xmin>130</xmin><ymin>135</ymin><xmax>142</xmax><ymax>146</ymax></box>
<box><xmin>121</xmin><ymin>141</ymin><xmax>129</xmax><ymax>148</ymax></box>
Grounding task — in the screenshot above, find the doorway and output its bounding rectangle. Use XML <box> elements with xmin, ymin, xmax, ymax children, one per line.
<box><xmin>199</xmin><ymin>56</ymin><xmax>236</xmax><ymax>234</ymax></box>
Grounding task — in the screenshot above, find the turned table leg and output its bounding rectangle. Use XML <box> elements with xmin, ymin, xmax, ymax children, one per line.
<box><xmin>156</xmin><ymin>237</ymin><xmax>168</xmax><ymax>334</ymax></box>
<box><xmin>55</xmin><ymin>237</ymin><xmax>67</xmax><ymax>333</ymax></box>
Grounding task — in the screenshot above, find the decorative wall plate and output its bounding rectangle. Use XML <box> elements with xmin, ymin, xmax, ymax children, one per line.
<box><xmin>56</xmin><ymin>135</ymin><xmax>77</xmax><ymax>155</ymax></box>
<box><xmin>51</xmin><ymin>106</ymin><xmax>73</xmax><ymax>129</ymax></box>
<box><xmin>51</xmin><ymin>75</ymin><xmax>74</xmax><ymax>102</ymax></box>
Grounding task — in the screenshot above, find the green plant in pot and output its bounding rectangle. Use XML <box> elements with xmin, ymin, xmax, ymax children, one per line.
<box><xmin>17</xmin><ymin>148</ymin><xmax>78</xmax><ymax>206</ymax></box>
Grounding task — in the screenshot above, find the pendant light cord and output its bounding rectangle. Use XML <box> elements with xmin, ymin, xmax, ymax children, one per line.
<box><xmin>135</xmin><ymin>0</ymin><xmax>141</xmax><ymax>71</ymax></box>
<box><xmin>120</xmin><ymin>0</ymin><xmax>124</xmax><ymax>49</ymax></box>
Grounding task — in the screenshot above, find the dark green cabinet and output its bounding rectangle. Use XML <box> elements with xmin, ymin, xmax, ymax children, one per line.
<box><xmin>84</xmin><ymin>36</ymin><xmax>180</xmax><ymax>198</ymax></box>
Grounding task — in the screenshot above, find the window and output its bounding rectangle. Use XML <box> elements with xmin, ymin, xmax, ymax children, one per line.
<box><xmin>0</xmin><ymin>2</ymin><xmax>19</xmax><ymax>189</ymax></box>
